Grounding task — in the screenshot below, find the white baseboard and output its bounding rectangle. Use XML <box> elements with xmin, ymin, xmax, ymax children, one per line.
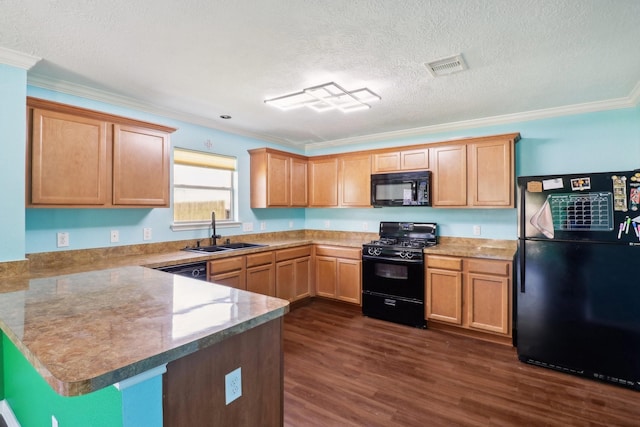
<box><xmin>0</xmin><ymin>399</ymin><xmax>20</xmax><ymax>427</ymax></box>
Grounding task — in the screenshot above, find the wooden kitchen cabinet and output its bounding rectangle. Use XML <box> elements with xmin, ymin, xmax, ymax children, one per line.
<box><xmin>275</xmin><ymin>246</ymin><xmax>311</xmax><ymax>302</ymax></box>
<box><xmin>208</xmin><ymin>256</ymin><xmax>246</xmax><ymax>290</ymax></box>
<box><xmin>248</xmin><ymin>148</ymin><xmax>308</xmax><ymax>208</ymax></box>
<box><xmin>339</xmin><ymin>153</ymin><xmax>371</xmax><ymax>207</ymax></box>
<box><xmin>27</xmin><ymin>97</ymin><xmax>175</xmax><ymax>208</ymax></box>
<box><xmin>308</xmin><ymin>157</ymin><xmax>339</xmax><ymax>207</ymax></box>
<box><xmin>430</xmin><ymin>133</ymin><xmax>518</xmax><ymax>208</ymax></box>
<box><xmin>426</xmin><ymin>255</ymin><xmax>512</xmax><ymax>342</ymax></box>
<box><xmin>314</xmin><ymin>245</ymin><xmax>362</xmax><ymax>304</ymax></box>
<box><xmin>372</xmin><ymin>148</ymin><xmax>429</xmax><ymax>173</ymax></box>
<box><xmin>246</xmin><ymin>251</ymin><xmax>276</xmax><ymax>296</ymax></box>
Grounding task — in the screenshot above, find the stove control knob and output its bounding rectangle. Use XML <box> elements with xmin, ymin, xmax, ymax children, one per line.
<box><xmin>374</xmin><ymin>248</ymin><xmax>382</xmax><ymax>256</ymax></box>
<box><xmin>400</xmin><ymin>251</ymin><xmax>413</xmax><ymax>259</ymax></box>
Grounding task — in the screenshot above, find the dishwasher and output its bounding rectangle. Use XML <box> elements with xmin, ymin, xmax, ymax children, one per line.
<box><xmin>154</xmin><ymin>261</ymin><xmax>208</xmax><ymax>281</ymax></box>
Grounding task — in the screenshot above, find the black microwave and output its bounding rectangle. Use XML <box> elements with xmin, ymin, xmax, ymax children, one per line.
<box><xmin>371</xmin><ymin>171</ymin><xmax>431</xmax><ymax>207</ymax></box>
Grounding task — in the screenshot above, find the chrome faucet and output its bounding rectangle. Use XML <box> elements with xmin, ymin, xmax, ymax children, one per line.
<box><xmin>211</xmin><ymin>211</ymin><xmax>221</xmax><ymax>246</ymax></box>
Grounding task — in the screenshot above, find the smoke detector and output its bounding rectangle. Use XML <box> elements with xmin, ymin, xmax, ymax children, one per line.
<box><xmin>425</xmin><ymin>54</ymin><xmax>468</xmax><ymax>77</ymax></box>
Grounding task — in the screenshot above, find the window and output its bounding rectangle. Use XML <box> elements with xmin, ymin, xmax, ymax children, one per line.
<box><xmin>172</xmin><ymin>148</ymin><xmax>237</xmax><ymax>229</ymax></box>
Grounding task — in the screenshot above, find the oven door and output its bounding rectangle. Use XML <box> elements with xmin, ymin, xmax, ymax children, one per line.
<box><xmin>361</xmin><ymin>255</ymin><xmax>424</xmax><ymax>301</ymax></box>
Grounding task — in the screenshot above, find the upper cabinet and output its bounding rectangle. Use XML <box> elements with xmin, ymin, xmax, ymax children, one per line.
<box><xmin>248</xmin><ymin>132</ymin><xmax>519</xmax><ymax>210</ymax></box>
<box><xmin>26</xmin><ymin>98</ymin><xmax>175</xmax><ymax>208</ymax></box>
<box><xmin>249</xmin><ymin>148</ymin><xmax>308</xmax><ymax>208</ymax></box>
<box><xmin>431</xmin><ymin>133</ymin><xmax>519</xmax><ymax>208</ymax></box>
<box><xmin>372</xmin><ymin>148</ymin><xmax>429</xmax><ymax>173</ymax></box>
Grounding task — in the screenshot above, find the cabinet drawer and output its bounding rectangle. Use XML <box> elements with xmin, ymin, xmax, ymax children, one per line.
<box><xmin>246</xmin><ymin>251</ymin><xmax>274</xmax><ymax>268</ymax></box>
<box><xmin>466</xmin><ymin>259</ymin><xmax>510</xmax><ymax>276</ymax></box>
<box><xmin>275</xmin><ymin>246</ymin><xmax>311</xmax><ymax>262</ymax></box>
<box><xmin>315</xmin><ymin>245</ymin><xmax>361</xmax><ymax>260</ymax></box>
<box><xmin>208</xmin><ymin>256</ymin><xmax>245</xmax><ymax>274</ymax></box>
<box><xmin>427</xmin><ymin>256</ymin><xmax>463</xmax><ymax>271</ymax></box>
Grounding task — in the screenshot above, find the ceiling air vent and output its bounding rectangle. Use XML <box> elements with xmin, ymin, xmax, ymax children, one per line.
<box><xmin>425</xmin><ymin>54</ymin><xmax>467</xmax><ymax>77</ymax></box>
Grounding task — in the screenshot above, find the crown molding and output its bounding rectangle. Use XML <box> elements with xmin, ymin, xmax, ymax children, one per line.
<box><xmin>0</xmin><ymin>47</ymin><xmax>41</xmax><ymax>70</ymax></box>
<box><xmin>27</xmin><ymin>73</ymin><xmax>639</xmax><ymax>152</ymax></box>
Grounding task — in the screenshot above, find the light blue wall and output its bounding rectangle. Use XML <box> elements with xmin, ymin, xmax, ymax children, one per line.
<box><xmin>14</xmin><ymin>86</ymin><xmax>640</xmax><ymax>254</ymax></box>
<box><xmin>0</xmin><ymin>65</ymin><xmax>28</xmax><ymax>262</ymax></box>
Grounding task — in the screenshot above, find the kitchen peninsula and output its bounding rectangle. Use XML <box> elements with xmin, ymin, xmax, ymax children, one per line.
<box><xmin>0</xmin><ymin>265</ymin><xmax>289</xmax><ymax>426</ymax></box>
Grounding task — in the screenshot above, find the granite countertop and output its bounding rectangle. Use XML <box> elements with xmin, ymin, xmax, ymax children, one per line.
<box><xmin>0</xmin><ymin>266</ymin><xmax>289</xmax><ymax>396</ymax></box>
<box><xmin>0</xmin><ymin>232</ymin><xmax>515</xmax><ymax>397</ymax></box>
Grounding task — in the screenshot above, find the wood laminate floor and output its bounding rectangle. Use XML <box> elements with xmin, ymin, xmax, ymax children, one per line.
<box><xmin>283</xmin><ymin>299</ymin><xmax>640</xmax><ymax>427</ymax></box>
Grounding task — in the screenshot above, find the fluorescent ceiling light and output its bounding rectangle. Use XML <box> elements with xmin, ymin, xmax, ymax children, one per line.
<box><xmin>265</xmin><ymin>82</ymin><xmax>380</xmax><ymax>113</ymax></box>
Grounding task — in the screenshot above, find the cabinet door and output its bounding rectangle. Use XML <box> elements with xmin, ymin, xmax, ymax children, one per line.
<box><xmin>372</xmin><ymin>152</ymin><xmax>401</xmax><ymax>173</ymax></box>
<box><xmin>339</xmin><ymin>154</ymin><xmax>371</xmax><ymax>207</ymax></box>
<box><xmin>113</xmin><ymin>124</ymin><xmax>169</xmax><ymax>206</ymax></box>
<box><xmin>315</xmin><ymin>256</ymin><xmax>337</xmax><ymax>298</ymax></box>
<box><xmin>293</xmin><ymin>257</ymin><xmax>311</xmax><ymax>300</ymax></box>
<box><xmin>267</xmin><ymin>152</ymin><xmax>290</xmax><ymax>207</ymax></box>
<box><xmin>246</xmin><ymin>264</ymin><xmax>275</xmax><ymax>296</ymax></box>
<box><xmin>466</xmin><ymin>273</ymin><xmax>510</xmax><ymax>334</ymax></box>
<box><xmin>31</xmin><ymin>109</ymin><xmax>108</xmax><ymax>205</ymax></box>
<box><xmin>431</xmin><ymin>145</ymin><xmax>467</xmax><ymax>207</ymax></box>
<box><xmin>290</xmin><ymin>156</ymin><xmax>308</xmax><ymax>207</ymax></box>
<box><xmin>336</xmin><ymin>259</ymin><xmax>361</xmax><ymax>304</ymax></box>
<box><xmin>426</xmin><ymin>269</ymin><xmax>463</xmax><ymax>324</ymax></box>
<box><xmin>276</xmin><ymin>260</ymin><xmax>296</xmax><ymax>301</ymax></box>
<box><xmin>211</xmin><ymin>270</ymin><xmax>246</xmax><ymax>290</ymax></box>
<box><xmin>400</xmin><ymin>148</ymin><xmax>429</xmax><ymax>170</ymax></box>
<box><xmin>308</xmin><ymin>157</ymin><xmax>339</xmax><ymax>207</ymax></box>
<box><xmin>468</xmin><ymin>139</ymin><xmax>513</xmax><ymax>207</ymax></box>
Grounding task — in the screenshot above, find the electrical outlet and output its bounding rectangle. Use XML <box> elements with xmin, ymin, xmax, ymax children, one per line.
<box><xmin>473</xmin><ymin>225</ymin><xmax>481</xmax><ymax>236</ymax></box>
<box><xmin>242</xmin><ymin>222</ymin><xmax>254</xmax><ymax>232</ymax></box>
<box><xmin>56</xmin><ymin>232</ymin><xmax>69</xmax><ymax>248</ymax></box>
<box><xmin>289</xmin><ymin>221</ymin><xmax>294</xmax><ymax>228</ymax></box>
<box><xmin>143</xmin><ymin>227</ymin><xmax>152</xmax><ymax>241</ymax></box>
<box><xmin>362</xmin><ymin>222</ymin><xmax>369</xmax><ymax>231</ymax></box>
<box><xmin>324</xmin><ymin>220</ymin><xmax>331</xmax><ymax>229</ymax></box>
<box><xmin>225</xmin><ymin>367</ymin><xmax>242</xmax><ymax>405</ymax></box>
<box><xmin>110</xmin><ymin>230</ymin><xmax>119</xmax><ymax>243</ymax></box>
<box><xmin>260</xmin><ymin>221</ymin><xmax>266</xmax><ymax>231</ymax></box>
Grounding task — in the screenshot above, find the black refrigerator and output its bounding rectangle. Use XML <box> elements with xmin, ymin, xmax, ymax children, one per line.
<box><xmin>517</xmin><ymin>170</ymin><xmax>640</xmax><ymax>390</ymax></box>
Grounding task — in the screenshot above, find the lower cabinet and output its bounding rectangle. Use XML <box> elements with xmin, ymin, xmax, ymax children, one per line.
<box><xmin>314</xmin><ymin>245</ymin><xmax>362</xmax><ymax>304</ymax></box>
<box><xmin>246</xmin><ymin>252</ymin><xmax>276</xmax><ymax>296</ymax></box>
<box><xmin>208</xmin><ymin>256</ymin><xmax>246</xmax><ymax>290</ymax></box>
<box><xmin>426</xmin><ymin>255</ymin><xmax>512</xmax><ymax>340</ymax></box>
<box><xmin>275</xmin><ymin>246</ymin><xmax>312</xmax><ymax>302</ymax></box>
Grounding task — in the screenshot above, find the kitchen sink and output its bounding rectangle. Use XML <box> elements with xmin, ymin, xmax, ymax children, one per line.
<box><xmin>182</xmin><ymin>242</ymin><xmax>267</xmax><ymax>253</ymax></box>
<box><xmin>182</xmin><ymin>245</ymin><xmax>232</xmax><ymax>253</ymax></box>
<box><xmin>217</xmin><ymin>242</ymin><xmax>267</xmax><ymax>249</ymax></box>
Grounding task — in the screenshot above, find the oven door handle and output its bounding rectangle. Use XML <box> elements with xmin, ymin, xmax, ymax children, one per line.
<box><xmin>362</xmin><ymin>255</ymin><xmax>424</xmax><ymax>264</ymax></box>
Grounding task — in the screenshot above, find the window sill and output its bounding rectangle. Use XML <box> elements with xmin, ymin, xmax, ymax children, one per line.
<box><xmin>171</xmin><ymin>221</ymin><xmax>242</xmax><ymax>232</ymax></box>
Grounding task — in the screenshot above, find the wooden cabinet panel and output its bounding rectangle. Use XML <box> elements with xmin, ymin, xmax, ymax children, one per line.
<box><xmin>266</xmin><ymin>152</ymin><xmax>290</xmax><ymax>207</ymax></box>
<box><xmin>30</xmin><ymin>109</ymin><xmax>108</xmax><ymax>205</ymax></box>
<box><xmin>336</xmin><ymin>259</ymin><xmax>361</xmax><ymax>304</ymax></box>
<box><xmin>401</xmin><ymin>148</ymin><xmax>429</xmax><ymax>170</ymax></box>
<box><xmin>372</xmin><ymin>152</ymin><xmax>401</xmax><ymax>173</ymax></box>
<box><xmin>211</xmin><ymin>270</ymin><xmax>246</xmax><ymax>290</ymax></box>
<box><xmin>467</xmin><ymin>273</ymin><xmax>509</xmax><ymax>334</ymax></box>
<box><xmin>290</xmin><ymin>156</ymin><xmax>308</xmax><ymax>207</ymax></box>
<box><xmin>339</xmin><ymin>154</ymin><xmax>371</xmax><ymax>207</ymax></box>
<box><xmin>308</xmin><ymin>157</ymin><xmax>339</xmax><ymax>207</ymax></box>
<box><xmin>431</xmin><ymin>145</ymin><xmax>467</xmax><ymax>207</ymax></box>
<box><xmin>468</xmin><ymin>138</ymin><xmax>514</xmax><ymax>207</ymax></box>
<box><xmin>315</xmin><ymin>256</ymin><xmax>337</xmax><ymax>298</ymax></box>
<box><xmin>112</xmin><ymin>124</ymin><xmax>169</xmax><ymax>206</ymax></box>
<box><xmin>246</xmin><ymin>251</ymin><xmax>274</xmax><ymax>268</ymax></box>
<box><xmin>426</xmin><ymin>268</ymin><xmax>463</xmax><ymax>324</ymax></box>
<box><xmin>275</xmin><ymin>246</ymin><xmax>311</xmax><ymax>302</ymax></box>
<box><xmin>246</xmin><ymin>263</ymin><xmax>275</xmax><ymax>296</ymax></box>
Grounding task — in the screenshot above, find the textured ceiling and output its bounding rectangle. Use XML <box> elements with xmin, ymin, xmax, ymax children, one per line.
<box><xmin>1</xmin><ymin>0</ymin><xmax>639</xmax><ymax>149</ymax></box>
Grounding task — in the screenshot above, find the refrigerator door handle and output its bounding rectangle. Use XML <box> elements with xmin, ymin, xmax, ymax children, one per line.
<box><xmin>519</xmin><ymin>241</ymin><xmax>526</xmax><ymax>293</ymax></box>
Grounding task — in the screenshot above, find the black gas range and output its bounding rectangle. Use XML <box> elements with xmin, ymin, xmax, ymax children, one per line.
<box><xmin>362</xmin><ymin>222</ymin><xmax>437</xmax><ymax>328</ymax></box>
